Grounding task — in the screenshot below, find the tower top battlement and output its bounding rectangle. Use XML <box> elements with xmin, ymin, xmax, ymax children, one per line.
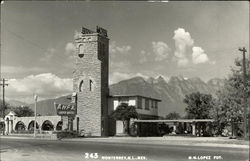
<box><xmin>81</xmin><ymin>26</ymin><xmax>108</xmax><ymax>37</ymax></box>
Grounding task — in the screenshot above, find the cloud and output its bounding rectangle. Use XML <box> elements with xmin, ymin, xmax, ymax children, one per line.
<box><xmin>109</xmin><ymin>41</ymin><xmax>131</xmax><ymax>55</ymax></box>
<box><xmin>139</xmin><ymin>50</ymin><xmax>148</xmax><ymax>64</ymax></box>
<box><xmin>177</xmin><ymin>58</ymin><xmax>189</xmax><ymax>67</ymax></box>
<box><xmin>152</xmin><ymin>41</ymin><xmax>171</xmax><ymax>61</ymax></box>
<box><xmin>2</xmin><ymin>66</ymin><xmax>44</xmax><ymax>74</ymax></box>
<box><xmin>209</xmin><ymin>60</ymin><xmax>216</xmax><ymax>65</ymax></box>
<box><xmin>117</xmin><ymin>46</ymin><xmax>131</xmax><ymax>53</ymax></box>
<box><xmin>192</xmin><ymin>46</ymin><xmax>209</xmax><ymax>64</ymax></box>
<box><xmin>110</xmin><ymin>61</ymin><xmax>130</xmax><ymax>70</ymax></box>
<box><xmin>65</xmin><ymin>42</ymin><xmax>76</xmax><ymax>59</ymax></box>
<box><xmin>40</xmin><ymin>48</ymin><xmax>56</xmax><ymax>62</ymax></box>
<box><xmin>6</xmin><ymin>73</ymin><xmax>72</xmax><ymax>103</ymax></box>
<box><xmin>138</xmin><ymin>41</ymin><xmax>170</xmax><ymax>64</ymax></box>
<box><xmin>173</xmin><ymin>28</ymin><xmax>194</xmax><ymax>67</ymax></box>
<box><xmin>109</xmin><ymin>41</ymin><xmax>132</xmax><ymax>72</ymax></box>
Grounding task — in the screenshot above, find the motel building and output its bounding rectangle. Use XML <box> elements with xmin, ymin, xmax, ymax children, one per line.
<box><xmin>108</xmin><ymin>95</ymin><xmax>161</xmax><ymax>136</ymax></box>
<box><xmin>0</xmin><ymin>26</ymin><xmax>214</xmax><ymax>137</ymax></box>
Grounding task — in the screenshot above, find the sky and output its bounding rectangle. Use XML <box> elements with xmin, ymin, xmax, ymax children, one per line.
<box><xmin>1</xmin><ymin>1</ymin><xmax>249</xmax><ymax>103</ymax></box>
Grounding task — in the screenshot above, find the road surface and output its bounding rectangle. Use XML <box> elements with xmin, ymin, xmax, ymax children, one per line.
<box><xmin>0</xmin><ymin>138</ymin><xmax>248</xmax><ymax>161</ymax></box>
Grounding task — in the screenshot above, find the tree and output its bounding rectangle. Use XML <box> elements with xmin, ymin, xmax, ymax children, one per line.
<box><xmin>11</xmin><ymin>106</ymin><xmax>34</xmax><ymax>117</ymax></box>
<box><xmin>184</xmin><ymin>92</ymin><xmax>213</xmax><ymax>119</ymax></box>
<box><xmin>215</xmin><ymin>57</ymin><xmax>250</xmax><ymax>137</ymax></box>
<box><xmin>0</xmin><ymin>101</ymin><xmax>10</xmax><ymax>117</ymax></box>
<box><xmin>165</xmin><ymin>112</ymin><xmax>181</xmax><ymax>120</ymax></box>
<box><xmin>183</xmin><ymin>92</ymin><xmax>214</xmax><ymax>136</ymax></box>
<box><xmin>209</xmin><ymin>98</ymin><xmax>228</xmax><ymax>136</ymax></box>
<box><xmin>111</xmin><ymin>103</ymin><xmax>138</xmax><ymax>135</ymax></box>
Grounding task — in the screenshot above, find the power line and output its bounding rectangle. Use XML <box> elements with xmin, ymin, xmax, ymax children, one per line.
<box><xmin>3</xmin><ymin>16</ymin><xmax>74</xmax><ymax>63</ymax></box>
<box><xmin>4</xmin><ymin>28</ymin><xmax>73</xmax><ymax>67</ymax></box>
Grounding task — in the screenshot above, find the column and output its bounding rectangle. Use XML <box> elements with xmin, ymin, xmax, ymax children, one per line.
<box><xmin>5</xmin><ymin>120</ymin><xmax>9</xmax><ymax>134</ymax></box>
<box><xmin>69</xmin><ymin>117</ymin><xmax>74</xmax><ymax>131</ymax></box>
<box><xmin>192</xmin><ymin>122</ymin><xmax>196</xmax><ymax>136</ymax></box>
<box><xmin>173</xmin><ymin>123</ymin><xmax>177</xmax><ymax>134</ymax></box>
<box><xmin>76</xmin><ymin>117</ymin><xmax>79</xmax><ymax>134</ymax></box>
<box><xmin>10</xmin><ymin>120</ymin><xmax>13</xmax><ymax>134</ymax></box>
<box><xmin>62</xmin><ymin>116</ymin><xmax>68</xmax><ymax>130</ymax></box>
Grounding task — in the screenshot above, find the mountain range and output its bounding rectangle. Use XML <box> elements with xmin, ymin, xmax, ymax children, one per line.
<box><xmin>5</xmin><ymin>99</ymin><xmax>28</xmax><ymax>107</ymax></box>
<box><xmin>5</xmin><ymin>76</ymin><xmax>224</xmax><ymax>117</ymax></box>
<box><xmin>109</xmin><ymin>76</ymin><xmax>224</xmax><ymax>117</ymax></box>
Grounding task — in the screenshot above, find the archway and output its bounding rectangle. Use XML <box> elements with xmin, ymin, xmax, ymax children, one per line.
<box><xmin>56</xmin><ymin>121</ymin><xmax>63</xmax><ymax>131</ymax></box>
<box><xmin>41</xmin><ymin>120</ymin><xmax>54</xmax><ymax>131</ymax></box>
<box><xmin>79</xmin><ymin>80</ymin><xmax>84</xmax><ymax>92</ymax></box>
<box><xmin>15</xmin><ymin>121</ymin><xmax>26</xmax><ymax>132</ymax></box>
<box><xmin>28</xmin><ymin>121</ymin><xmax>39</xmax><ymax>131</ymax></box>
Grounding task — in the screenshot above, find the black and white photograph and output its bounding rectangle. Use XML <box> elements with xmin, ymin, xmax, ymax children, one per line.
<box><xmin>0</xmin><ymin>1</ymin><xmax>249</xmax><ymax>161</ymax></box>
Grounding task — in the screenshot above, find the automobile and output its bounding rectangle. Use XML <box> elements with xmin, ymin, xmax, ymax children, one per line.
<box><xmin>79</xmin><ymin>129</ymin><xmax>85</xmax><ymax>137</ymax></box>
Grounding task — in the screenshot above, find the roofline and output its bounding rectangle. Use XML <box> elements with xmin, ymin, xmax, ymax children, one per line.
<box><xmin>133</xmin><ymin>119</ymin><xmax>215</xmax><ymax>123</ymax></box>
<box><xmin>109</xmin><ymin>95</ymin><xmax>161</xmax><ymax>102</ymax></box>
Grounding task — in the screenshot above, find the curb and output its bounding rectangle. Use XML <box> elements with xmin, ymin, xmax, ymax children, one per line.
<box><xmin>0</xmin><ymin>136</ymin><xmax>57</xmax><ymax>140</ymax></box>
<box><xmin>1</xmin><ymin>136</ymin><xmax>249</xmax><ymax>149</ymax></box>
<box><xmin>62</xmin><ymin>138</ymin><xmax>249</xmax><ymax>149</ymax></box>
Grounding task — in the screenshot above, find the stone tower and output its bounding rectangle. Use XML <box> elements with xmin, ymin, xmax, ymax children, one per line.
<box><xmin>73</xmin><ymin>26</ymin><xmax>109</xmax><ymax>136</ymax></box>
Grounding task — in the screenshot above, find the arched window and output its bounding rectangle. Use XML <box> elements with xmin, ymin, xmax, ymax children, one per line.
<box><xmin>28</xmin><ymin>121</ymin><xmax>39</xmax><ymax>131</ymax></box>
<box><xmin>79</xmin><ymin>80</ymin><xmax>84</xmax><ymax>92</ymax></box>
<box><xmin>15</xmin><ymin>121</ymin><xmax>25</xmax><ymax>131</ymax></box>
<box><xmin>78</xmin><ymin>44</ymin><xmax>84</xmax><ymax>58</ymax></box>
<box><xmin>41</xmin><ymin>120</ymin><xmax>54</xmax><ymax>131</ymax></box>
<box><xmin>89</xmin><ymin>79</ymin><xmax>93</xmax><ymax>91</ymax></box>
<box><xmin>56</xmin><ymin>121</ymin><xmax>63</xmax><ymax>131</ymax></box>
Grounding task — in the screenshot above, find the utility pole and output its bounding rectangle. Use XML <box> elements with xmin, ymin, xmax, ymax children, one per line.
<box><xmin>0</xmin><ymin>78</ymin><xmax>8</xmax><ymax>135</ymax></box>
<box><xmin>238</xmin><ymin>47</ymin><xmax>248</xmax><ymax>140</ymax></box>
<box><xmin>34</xmin><ymin>94</ymin><xmax>38</xmax><ymax>138</ymax></box>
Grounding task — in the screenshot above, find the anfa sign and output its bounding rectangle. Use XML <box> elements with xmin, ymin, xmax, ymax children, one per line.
<box><xmin>55</xmin><ymin>103</ymin><xmax>76</xmax><ymax>116</ymax></box>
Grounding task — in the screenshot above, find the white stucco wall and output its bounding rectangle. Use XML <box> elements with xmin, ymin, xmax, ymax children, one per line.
<box><xmin>114</xmin><ymin>100</ymin><xmax>119</xmax><ymax>110</ymax></box>
<box><xmin>128</xmin><ymin>99</ymin><xmax>136</xmax><ymax>106</ymax></box>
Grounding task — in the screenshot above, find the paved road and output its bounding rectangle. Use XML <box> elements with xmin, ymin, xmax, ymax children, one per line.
<box><xmin>0</xmin><ymin>138</ymin><xmax>248</xmax><ymax>161</ymax></box>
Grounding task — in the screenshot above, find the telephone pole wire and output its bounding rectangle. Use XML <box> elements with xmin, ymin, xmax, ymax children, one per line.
<box><xmin>238</xmin><ymin>47</ymin><xmax>248</xmax><ymax>140</ymax></box>
<box><xmin>0</xmin><ymin>78</ymin><xmax>8</xmax><ymax>135</ymax></box>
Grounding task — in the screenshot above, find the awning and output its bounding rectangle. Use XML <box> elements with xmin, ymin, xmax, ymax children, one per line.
<box><xmin>133</xmin><ymin>119</ymin><xmax>215</xmax><ymax>123</ymax></box>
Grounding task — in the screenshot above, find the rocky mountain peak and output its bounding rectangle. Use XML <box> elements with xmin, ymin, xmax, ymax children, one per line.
<box><xmin>156</xmin><ymin>76</ymin><xmax>166</xmax><ymax>84</ymax></box>
<box><xmin>119</xmin><ymin>76</ymin><xmax>146</xmax><ymax>85</ymax></box>
<box><xmin>207</xmin><ymin>78</ymin><xmax>225</xmax><ymax>88</ymax></box>
<box><xmin>146</xmin><ymin>77</ymin><xmax>155</xmax><ymax>84</ymax></box>
<box><xmin>169</xmin><ymin>75</ymin><xmax>185</xmax><ymax>84</ymax></box>
<box><xmin>187</xmin><ymin>77</ymin><xmax>204</xmax><ymax>83</ymax></box>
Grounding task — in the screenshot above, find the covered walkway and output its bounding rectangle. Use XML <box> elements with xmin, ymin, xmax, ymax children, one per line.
<box><xmin>133</xmin><ymin>119</ymin><xmax>215</xmax><ymax>136</ymax></box>
<box><xmin>1</xmin><ymin>111</ymin><xmax>61</xmax><ymax>134</ymax></box>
